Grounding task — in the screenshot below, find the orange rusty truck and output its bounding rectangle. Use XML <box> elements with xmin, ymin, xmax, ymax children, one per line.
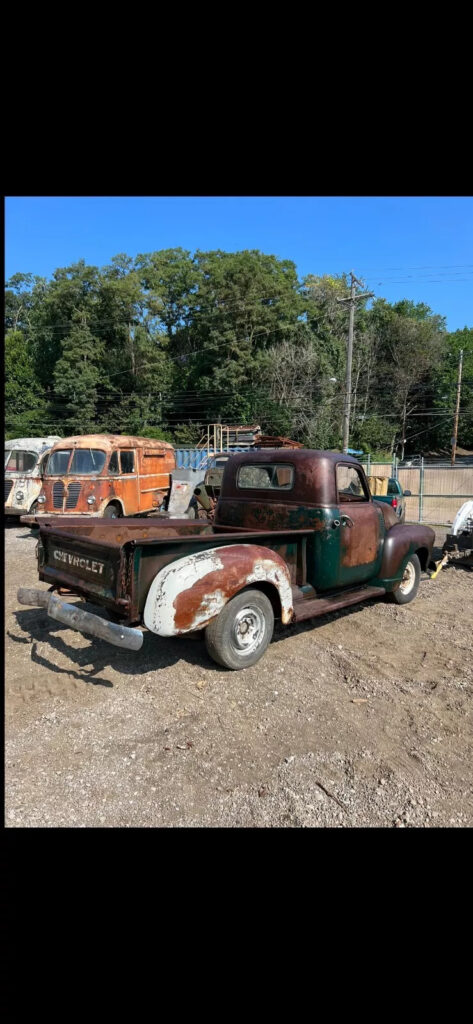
<box><xmin>21</xmin><ymin>434</ymin><xmax>186</xmax><ymax>520</ymax></box>
<box><xmin>19</xmin><ymin>450</ymin><xmax>436</xmax><ymax>671</ymax></box>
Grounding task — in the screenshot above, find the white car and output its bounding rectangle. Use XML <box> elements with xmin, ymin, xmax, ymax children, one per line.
<box><xmin>5</xmin><ymin>437</ymin><xmax>61</xmax><ymax>518</ymax></box>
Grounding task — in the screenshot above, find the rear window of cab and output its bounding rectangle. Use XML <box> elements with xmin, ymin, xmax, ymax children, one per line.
<box><xmin>237</xmin><ymin>464</ymin><xmax>294</xmax><ymax>490</ymax></box>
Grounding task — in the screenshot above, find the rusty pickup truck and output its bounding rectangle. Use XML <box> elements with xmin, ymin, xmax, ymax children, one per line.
<box><xmin>18</xmin><ymin>451</ymin><xmax>435</xmax><ymax>670</ymax></box>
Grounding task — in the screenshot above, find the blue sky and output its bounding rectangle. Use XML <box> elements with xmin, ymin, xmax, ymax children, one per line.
<box><xmin>5</xmin><ymin>196</ymin><xmax>473</xmax><ymax>331</ymax></box>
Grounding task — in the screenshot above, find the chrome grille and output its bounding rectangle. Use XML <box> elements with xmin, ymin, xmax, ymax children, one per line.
<box><xmin>66</xmin><ymin>482</ymin><xmax>81</xmax><ymax>509</ymax></box>
<box><xmin>53</xmin><ymin>481</ymin><xmax>65</xmax><ymax>509</ymax></box>
<box><xmin>5</xmin><ymin>480</ymin><xmax>13</xmax><ymax>503</ymax></box>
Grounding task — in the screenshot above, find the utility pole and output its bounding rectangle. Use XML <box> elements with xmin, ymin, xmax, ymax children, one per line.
<box><xmin>451</xmin><ymin>348</ymin><xmax>463</xmax><ymax>466</ymax></box>
<box><xmin>337</xmin><ymin>272</ymin><xmax>374</xmax><ymax>454</ymax></box>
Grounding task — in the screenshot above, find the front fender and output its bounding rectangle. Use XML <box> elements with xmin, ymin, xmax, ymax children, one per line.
<box><xmin>143</xmin><ymin>543</ymin><xmax>294</xmax><ymax>636</ymax></box>
<box><xmin>97</xmin><ymin>496</ymin><xmax>125</xmax><ymax>516</ymax></box>
<box><xmin>376</xmin><ymin>523</ymin><xmax>435</xmax><ymax>586</ymax></box>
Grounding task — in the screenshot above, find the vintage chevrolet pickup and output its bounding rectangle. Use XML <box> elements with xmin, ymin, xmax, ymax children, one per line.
<box><xmin>18</xmin><ymin>451</ymin><xmax>436</xmax><ymax>670</ymax></box>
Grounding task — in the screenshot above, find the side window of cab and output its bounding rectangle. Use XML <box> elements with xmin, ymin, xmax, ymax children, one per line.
<box><xmin>120</xmin><ymin>450</ymin><xmax>135</xmax><ymax>473</ymax></box>
<box><xmin>108</xmin><ymin>450</ymin><xmax>135</xmax><ymax>474</ymax></box>
<box><xmin>337</xmin><ymin>464</ymin><xmax>369</xmax><ymax>503</ymax></box>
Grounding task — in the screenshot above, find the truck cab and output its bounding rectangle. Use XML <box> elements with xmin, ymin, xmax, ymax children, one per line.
<box><xmin>215</xmin><ymin>451</ymin><xmax>406</xmax><ymax>590</ymax></box>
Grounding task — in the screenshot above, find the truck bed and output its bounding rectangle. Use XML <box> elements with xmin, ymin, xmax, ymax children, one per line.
<box><xmin>36</xmin><ymin>515</ymin><xmax>314</xmax><ymax>624</ymax></box>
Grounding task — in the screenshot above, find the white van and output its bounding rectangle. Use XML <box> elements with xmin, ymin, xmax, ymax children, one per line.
<box><xmin>5</xmin><ymin>437</ymin><xmax>61</xmax><ymax>517</ymax></box>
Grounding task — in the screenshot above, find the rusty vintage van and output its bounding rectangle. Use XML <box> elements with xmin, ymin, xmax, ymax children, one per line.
<box><xmin>32</xmin><ymin>434</ymin><xmax>175</xmax><ymax>518</ymax></box>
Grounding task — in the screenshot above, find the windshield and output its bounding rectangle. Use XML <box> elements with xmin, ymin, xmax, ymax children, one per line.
<box><xmin>46</xmin><ymin>449</ymin><xmax>72</xmax><ymax>475</ymax></box>
<box><xmin>5</xmin><ymin>450</ymin><xmax>38</xmax><ymax>472</ymax></box>
<box><xmin>46</xmin><ymin>448</ymin><xmax>107</xmax><ymax>475</ymax></box>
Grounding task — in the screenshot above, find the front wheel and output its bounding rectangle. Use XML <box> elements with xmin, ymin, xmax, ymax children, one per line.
<box><xmin>389</xmin><ymin>553</ymin><xmax>421</xmax><ymax>605</ymax></box>
<box><xmin>205</xmin><ymin>589</ymin><xmax>274</xmax><ymax>670</ymax></box>
<box><xmin>103</xmin><ymin>503</ymin><xmax>122</xmax><ymax>519</ymax></box>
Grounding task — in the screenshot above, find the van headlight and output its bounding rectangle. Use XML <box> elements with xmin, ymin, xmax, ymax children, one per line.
<box><xmin>15</xmin><ymin>491</ymin><xmax>25</xmax><ymax>502</ymax></box>
<box><xmin>38</xmin><ymin>494</ymin><xmax>46</xmax><ymax>503</ymax></box>
<box><xmin>87</xmin><ymin>496</ymin><xmax>96</xmax><ymax>504</ymax></box>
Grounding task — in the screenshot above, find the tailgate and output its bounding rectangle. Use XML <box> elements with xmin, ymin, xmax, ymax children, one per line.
<box><xmin>38</xmin><ymin>528</ymin><xmax>132</xmax><ymax>611</ymax></box>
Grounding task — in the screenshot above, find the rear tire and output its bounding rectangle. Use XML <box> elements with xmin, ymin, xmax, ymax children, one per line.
<box><xmin>103</xmin><ymin>503</ymin><xmax>122</xmax><ymax>519</ymax></box>
<box><xmin>389</xmin><ymin>553</ymin><xmax>421</xmax><ymax>605</ymax></box>
<box><xmin>205</xmin><ymin>589</ymin><xmax>274</xmax><ymax>670</ymax></box>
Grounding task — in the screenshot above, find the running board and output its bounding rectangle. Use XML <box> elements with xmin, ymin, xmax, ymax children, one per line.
<box><xmin>292</xmin><ymin>584</ymin><xmax>386</xmax><ymax>623</ymax></box>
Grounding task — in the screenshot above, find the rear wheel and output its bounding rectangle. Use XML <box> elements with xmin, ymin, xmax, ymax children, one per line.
<box><xmin>389</xmin><ymin>553</ymin><xmax>421</xmax><ymax>605</ymax></box>
<box><xmin>103</xmin><ymin>503</ymin><xmax>122</xmax><ymax>519</ymax></box>
<box><xmin>205</xmin><ymin>589</ymin><xmax>274</xmax><ymax>670</ymax></box>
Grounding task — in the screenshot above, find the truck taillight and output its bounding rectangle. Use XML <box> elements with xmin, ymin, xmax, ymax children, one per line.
<box><xmin>391</xmin><ymin>498</ymin><xmax>398</xmax><ymax>508</ymax></box>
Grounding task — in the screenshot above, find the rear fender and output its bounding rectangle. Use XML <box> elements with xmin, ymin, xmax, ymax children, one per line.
<box><xmin>143</xmin><ymin>543</ymin><xmax>294</xmax><ymax>636</ymax></box>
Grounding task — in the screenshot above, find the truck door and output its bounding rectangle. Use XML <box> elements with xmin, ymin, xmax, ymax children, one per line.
<box><xmin>108</xmin><ymin>449</ymin><xmax>139</xmax><ymax>514</ymax></box>
<box><xmin>334</xmin><ymin>463</ymin><xmax>384</xmax><ymax>586</ymax></box>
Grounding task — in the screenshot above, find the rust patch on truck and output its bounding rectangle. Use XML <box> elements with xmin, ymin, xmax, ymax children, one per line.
<box><xmin>172</xmin><ymin>546</ymin><xmax>291</xmax><ymax>632</ymax></box>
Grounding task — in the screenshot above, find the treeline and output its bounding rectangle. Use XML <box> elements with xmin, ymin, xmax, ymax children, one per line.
<box><xmin>5</xmin><ymin>249</ymin><xmax>473</xmax><ymax>455</ymax></box>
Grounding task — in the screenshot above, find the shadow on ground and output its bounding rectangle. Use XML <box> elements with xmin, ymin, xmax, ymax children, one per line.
<box><xmin>10</xmin><ymin>592</ymin><xmax>380</xmax><ymax>688</ymax></box>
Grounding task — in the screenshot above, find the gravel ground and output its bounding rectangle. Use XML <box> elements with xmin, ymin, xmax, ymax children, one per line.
<box><xmin>5</xmin><ymin>521</ymin><xmax>473</xmax><ymax>828</ymax></box>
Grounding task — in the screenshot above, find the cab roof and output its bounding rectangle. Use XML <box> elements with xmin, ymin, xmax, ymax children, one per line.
<box><xmin>5</xmin><ymin>436</ymin><xmax>61</xmax><ymax>452</ymax></box>
<box><xmin>219</xmin><ymin>449</ymin><xmax>363</xmax><ymax>506</ymax></box>
<box><xmin>48</xmin><ymin>434</ymin><xmax>174</xmax><ymax>452</ymax></box>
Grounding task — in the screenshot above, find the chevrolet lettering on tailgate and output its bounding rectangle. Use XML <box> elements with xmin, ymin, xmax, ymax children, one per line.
<box><xmin>53</xmin><ymin>549</ymin><xmax>105</xmax><ymax>575</ymax></box>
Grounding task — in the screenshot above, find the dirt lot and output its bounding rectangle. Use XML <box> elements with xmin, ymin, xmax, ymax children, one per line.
<box><xmin>5</xmin><ymin>521</ymin><xmax>473</xmax><ymax>828</ymax></box>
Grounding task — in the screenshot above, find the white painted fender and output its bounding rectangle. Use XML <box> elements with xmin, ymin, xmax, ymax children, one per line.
<box><xmin>452</xmin><ymin>500</ymin><xmax>473</xmax><ymax>536</ymax></box>
<box><xmin>4</xmin><ymin>475</ymin><xmax>42</xmax><ymax>514</ymax></box>
<box><xmin>143</xmin><ymin>543</ymin><xmax>294</xmax><ymax>636</ymax></box>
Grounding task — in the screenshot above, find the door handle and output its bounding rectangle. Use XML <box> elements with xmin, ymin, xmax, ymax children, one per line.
<box><xmin>341</xmin><ymin>514</ymin><xmax>354</xmax><ymax>527</ymax></box>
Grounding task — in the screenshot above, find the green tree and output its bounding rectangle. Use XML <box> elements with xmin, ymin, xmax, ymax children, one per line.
<box><xmin>5</xmin><ymin>329</ymin><xmax>47</xmax><ymax>437</ymax></box>
<box><xmin>53</xmin><ymin>313</ymin><xmax>104</xmax><ymax>433</ymax></box>
<box><xmin>432</xmin><ymin>327</ymin><xmax>473</xmax><ymax>450</ymax></box>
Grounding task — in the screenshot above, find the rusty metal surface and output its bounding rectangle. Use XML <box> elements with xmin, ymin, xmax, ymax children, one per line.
<box><xmin>292</xmin><ymin>584</ymin><xmax>386</xmax><ymax>623</ymax></box>
<box><xmin>143</xmin><ymin>544</ymin><xmax>295</xmax><ymax>636</ymax></box>
<box><xmin>36</xmin><ymin>517</ymin><xmax>311</xmax><ymax>548</ymax></box>
<box><xmin>17</xmin><ymin>587</ymin><xmax>143</xmax><ymax>650</ymax></box>
<box><xmin>339</xmin><ymin>504</ymin><xmax>382</xmax><ymax>568</ymax></box>
<box><xmin>40</xmin><ymin>434</ymin><xmax>175</xmax><ymax>517</ymax></box>
<box><xmin>45</xmin><ymin>434</ymin><xmax>174</xmax><ymax>453</ymax></box>
<box><xmin>254</xmin><ymin>435</ymin><xmax>303</xmax><ymax>448</ymax></box>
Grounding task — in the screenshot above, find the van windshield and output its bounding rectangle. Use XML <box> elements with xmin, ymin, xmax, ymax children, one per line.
<box><xmin>46</xmin><ymin>449</ymin><xmax>107</xmax><ymax>475</ymax></box>
<box><xmin>5</xmin><ymin>450</ymin><xmax>38</xmax><ymax>472</ymax></box>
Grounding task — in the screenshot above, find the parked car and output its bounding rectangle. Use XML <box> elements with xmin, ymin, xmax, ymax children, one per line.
<box><xmin>4</xmin><ymin>436</ymin><xmax>61</xmax><ymax>517</ymax></box>
<box><xmin>19</xmin><ymin>450</ymin><xmax>435</xmax><ymax>670</ymax></box>
<box><xmin>373</xmin><ymin>477</ymin><xmax>412</xmax><ymax>523</ymax></box>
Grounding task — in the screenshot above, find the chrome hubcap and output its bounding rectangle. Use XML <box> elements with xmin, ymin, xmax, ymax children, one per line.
<box><xmin>230</xmin><ymin>607</ymin><xmax>264</xmax><ymax>656</ymax></box>
<box><xmin>400</xmin><ymin>561</ymin><xmax>416</xmax><ymax>594</ymax></box>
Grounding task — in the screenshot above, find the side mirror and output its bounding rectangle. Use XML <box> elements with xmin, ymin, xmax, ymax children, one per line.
<box><xmin>404</xmin><ymin>489</ymin><xmax>411</xmax><ymax>497</ymax></box>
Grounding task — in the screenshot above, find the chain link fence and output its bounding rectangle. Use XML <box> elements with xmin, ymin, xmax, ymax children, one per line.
<box><xmin>360</xmin><ymin>458</ymin><xmax>473</xmax><ymax>526</ymax></box>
